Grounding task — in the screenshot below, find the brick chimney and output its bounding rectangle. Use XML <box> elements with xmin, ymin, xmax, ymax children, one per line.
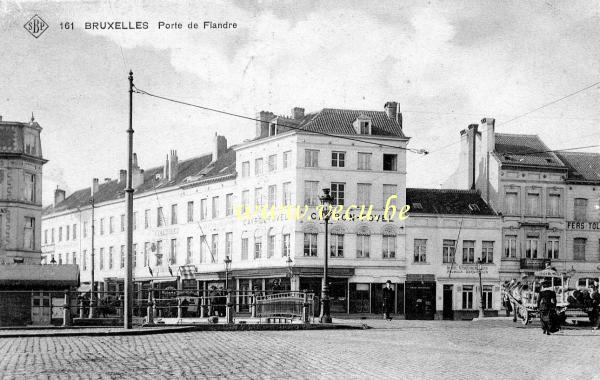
<box><xmin>91</xmin><ymin>178</ymin><xmax>99</xmax><ymax>197</ymax></box>
<box><xmin>54</xmin><ymin>187</ymin><xmax>66</xmax><ymax>207</ymax></box>
<box><xmin>163</xmin><ymin>154</ymin><xmax>169</xmax><ymax>180</ymax></box>
<box><xmin>212</xmin><ymin>133</ymin><xmax>228</xmax><ymax>163</ymax></box>
<box><xmin>169</xmin><ymin>150</ymin><xmax>178</xmax><ymax>180</ymax></box>
<box><xmin>291</xmin><ymin>107</ymin><xmax>304</xmax><ymax>120</ymax></box>
<box><xmin>118</xmin><ymin>169</ymin><xmax>126</xmax><ymax>183</ymax></box>
<box><xmin>384</xmin><ymin>101</ymin><xmax>402</xmax><ymax>127</ymax></box>
<box><xmin>255</xmin><ymin>111</ymin><xmax>275</xmax><ymax>138</ymax></box>
<box><xmin>132</xmin><ymin>153</ymin><xmax>144</xmax><ymax>188</ymax></box>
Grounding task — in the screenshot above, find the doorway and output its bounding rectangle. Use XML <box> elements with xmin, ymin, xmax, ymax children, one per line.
<box><xmin>443</xmin><ymin>285</ymin><xmax>454</xmax><ymax>320</ymax></box>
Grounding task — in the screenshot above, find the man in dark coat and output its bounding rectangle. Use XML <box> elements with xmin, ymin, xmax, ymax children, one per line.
<box><xmin>537</xmin><ymin>280</ymin><xmax>557</xmax><ymax>335</ymax></box>
<box><xmin>382</xmin><ymin>280</ymin><xmax>394</xmax><ymax>321</ymax></box>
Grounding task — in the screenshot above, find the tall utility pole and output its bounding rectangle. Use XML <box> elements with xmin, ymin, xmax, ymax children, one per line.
<box><xmin>124</xmin><ymin>70</ymin><xmax>134</xmax><ymax>329</ymax></box>
<box><xmin>89</xmin><ymin>192</ymin><xmax>95</xmax><ymax>318</ymax></box>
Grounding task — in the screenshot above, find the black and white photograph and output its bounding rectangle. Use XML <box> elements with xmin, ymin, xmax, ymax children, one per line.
<box><xmin>1</xmin><ymin>1</ymin><xmax>600</xmax><ymax>378</ymax></box>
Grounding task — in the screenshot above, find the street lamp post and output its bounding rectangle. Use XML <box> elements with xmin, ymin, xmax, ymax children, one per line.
<box><xmin>224</xmin><ymin>255</ymin><xmax>232</xmax><ymax>291</ymax></box>
<box><xmin>319</xmin><ymin>188</ymin><xmax>334</xmax><ymax>324</ymax></box>
<box><xmin>477</xmin><ymin>258</ymin><xmax>485</xmax><ymax>319</ymax></box>
<box><xmin>124</xmin><ymin>70</ymin><xmax>134</xmax><ymax>329</ymax></box>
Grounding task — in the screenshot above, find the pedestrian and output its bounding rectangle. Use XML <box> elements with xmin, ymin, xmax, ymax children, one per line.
<box><xmin>537</xmin><ymin>280</ymin><xmax>557</xmax><ymax>335</ymax></box>
<box><xmin>588</xmin><ymin>285</ymin><xmax>600</xmax><ymax>330</ymax></box>
<box><xmin>382</xmin><ymin>280</ymin><xmax>394</xmax><ymax>321</ymax></box>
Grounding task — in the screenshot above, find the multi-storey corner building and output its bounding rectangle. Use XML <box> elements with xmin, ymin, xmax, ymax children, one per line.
<box><xmin>446</xmin><ymin>118</ymin><xmax>600</xmax><ymax>287</ymax></box>
<box><xmin>42</xmin><ymin>103</ymin><xmax>503</xmax><ymax>318</ymax></box>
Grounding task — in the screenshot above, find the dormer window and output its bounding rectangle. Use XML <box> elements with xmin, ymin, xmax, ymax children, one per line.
<box><xmin>352</xmin><ymin>115</ymin><xmax>372</xmax><ymax>135</ymax></box>
<box><xmin>269</xmin><ymin>123</ymin><xmax>277</xmax><ymax>136</ymax></box>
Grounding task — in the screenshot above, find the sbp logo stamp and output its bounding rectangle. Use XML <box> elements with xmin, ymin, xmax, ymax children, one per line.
<box><xmin>24</xmin><ymin>15</ymin><xmax>49</xmax><ymax>38</ymax></box>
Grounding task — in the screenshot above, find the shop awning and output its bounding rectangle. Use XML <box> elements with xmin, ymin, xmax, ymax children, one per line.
<box><xmin>0</xmin><ymin>264</ymin><xmax>79</xmax><ymax>289</ymax></box>
<box><xmin>178</xmin><ymin>265</ymin><xmax>196</xmax><ymax>280</ymax></box>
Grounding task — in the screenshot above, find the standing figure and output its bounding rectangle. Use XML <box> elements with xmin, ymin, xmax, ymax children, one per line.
<box><xmin>537</xmin><ymin>280</ymin><xmax>557</xmax><ymax>335</ymax></box>
<box><xmin>382</xmin><ymin>280</ymin><xmax>394</xmax><ymax>321</ymax></box>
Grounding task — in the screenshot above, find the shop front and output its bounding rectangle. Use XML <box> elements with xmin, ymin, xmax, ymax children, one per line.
<box><xmin>405</xmin><ymin>274</ymin><xmax>436</xmax><ymax>320</ymax></box>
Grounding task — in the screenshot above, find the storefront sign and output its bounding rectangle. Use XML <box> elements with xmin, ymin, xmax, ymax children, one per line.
<box><xmin>567</xmin><ymin>221</ymin><xmax>600</xmax><ymax>230</ymax></box>
<box><xmin>155</xmin><ymin>227</ymin><xmax>179</xmax><ymax>237</ymax></box>
<box><xmin>446</xmin><ymin>265</ymin><xmax>489</xmax><ymax>275</ymax></box>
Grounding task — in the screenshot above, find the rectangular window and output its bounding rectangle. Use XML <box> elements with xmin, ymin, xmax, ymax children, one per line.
<box><xmin>225</xmin><ymin>233</ymin><xmax>233</xmax><ymax>258</ymax></box>
<box><xmin>83</xmin><ymin>250</ymin><xmax>87</xmax><ymax>271</ymax></box>
<box><xmin>574</xmin><ymin>198</ymin><xmax>588</xmax><ymax>221</ymax></box>
<box><xmin>242</xmin><ymin>190</ymin><xmax>250</xmax><ymax>210</ymax></box>
<box><xmin>547</xmin><ymin>238</ymin><xmax>559</xmax><ymax>260</ymax></box>
<box><xmin>211</xmin><ymin>234</ymin><xmax>218</xmax><ymax>263</ymax></box>
<box><xmin>242</xmin><ymin>161</ymin><xmax>250</xmax><ymax>177</ymax></box>
<box><xmin>156</xmin><ymin>240</ymin><xmax>163</xmax><ymax>266</ymax></box>
<box><xmin>120</xmin><ymin>245</ymin><xmax>125</xmax><ymax>269</ymax></box>
<box><xmin>482</xmin><ymin>241</ymin><xmax>494</xmax><ymax>264</ymax></box>
<box><xmin>383</xmin><ymin>184</ymin><xmax>397</xmax><ymax>208</ymax></box>
<box><xmin>199</xmin><ymin>235</ymin><xmax>206</xmax><ymax>263</ymax></box>
<box><xmin>504</xmin><ymin>235</ymin><xmax>517</xmax><ymax>258</ymax></box>
<box><xmin>443</xmin><ymin>240</ymin><xmax>456</xmax><ymax>263</ymax></box>
<box><xmin>574</xmin><ymin>238</ymin><xmax>586</xmax><ymax>260</ymax></box>
<box><xmin>483</xmin><ymin>285</ymin><xmax>493</xmax><ymax>309</ymax></box>
<box><xmin>144</xmin><ymin>209</ymin><xmax>150</xmax><ymax>229</ymax></box>
<box><xmin>186</xmin><ymin>237</ymin><xmax>193</xmax><ymax>264</ymax></box>
<box><xmin>157</xmin><ymin>207</ymin><xmax>164</xmax><ymax>227</ymax></box>
<box><xmin>255</xmin><ymin>158</ymin><xmax>263</xmax><ymax>176</ymax></box>
<box><xmin>59</xmin><ymin>226</ymin><xmax>63</xmax><ymax>241</ymax></box>
<box><xmin>254</xmin><ymin>188</ymin><xmax>263</xmax><ymax>207</ymax></box>
<box><xmin>360</xmin><ymin>122</ymin><xmax>370</xmax><ymax>134</ymax></box>
<box><xmin>357</xmin><ymin>235</ymin><xmax>370</xmax><ymax>258</ymax></box>
<box><xmin>462</xmin><ymin>240</ymin><xmax>475</xmax><ymax>263</ymax></box>
<box><xmin>144</xmin><ymin>242</ymin><xmax>150</xmax><ymax>267</ymax></box>
<box><xmin>108</xmin><ymin>246</ymin><xmax>114</xmax><ymax>269</ymax></box>
<box><xmin>44</xmin><ymin>229</ymin><xmax>48</xmax><ymax>244</ymax></box>
<box><xmin>133</xmin><ymin>212</ymin><xmax>137</xmax><ymax>230</ymax></box>
<box><xmin>526</xmin><ymin>192</ymin><xmax>540</xmax><ymax>216</ymax></box>
<box><xmin>24</xmin><ymin>217</ymin><xmax>35</xmax><ymax>250</ymax></box>
<box><xmin>73</xmin><ymin>224</ymin><xmax>77</xmax><ymax>240</ymax></box>
<box><xmin>305</xmin><ymin>149</ymin><xmax>319</xmax><ymax>168</ymax></box>
<box><xmin>109</xmin><ymin>216</ymin><xmax>114</xmax><ymax>234</ymax></box>
<box><xmin>282</xmin><ymin>234</ymin><xmax>291</xmax><ymax>257</ymax></box>
<box><xmin>24</xmin><ymin>173</ymin><xmax>36</xmax><ymax>202</ymax></box>
<box><xmin>304</xmin><ymin>181</ymin><xmax>319</xmax><ymax>206</ymax></box>
<box><xmin>383</xmin><ymin>154</ymin><xmax>397</xmax><ymax>171</ymax></box>
<box><xmin>303</xmin><ymin>233</ymin><xmax>317</xmax><ymax>257</ymax></box>
<box><xmin>120</xmin><ymin>214</ymin><xmax>125</xmax><ymax>232</ymax></box>
<box><xmin>357</xmin><ymin>153</ymin><xmax>372</xmax><ymax>170</ymax></box>
<box><xmin>187</xmin><ymin>201</ymin><xmax>194</xmax><ymax>222</ymax></box>
<box><xmin>212</xmin><ymin>196</ymin><xmax>219</xmax><ymax>218</ymax></box>
<box><xmin>283</xmin><ymin>151</ymin><xmax>291</xmax><ymax>169</ymax></box>
<box><xmin>462</xmin><ymin>285</ymin><xmax>473</xmax><ymax>309</ymax></box>
<box><xmin>254</xmin><ymin>236</ymin><xmax>263</xmax><ymax>259</ymax></box>
<box><xmin>98</xmin><ymin>220</ymin><xmax>103</xmax><ymax>236</ymax></box>
<box><xmin>414</xmin><ymin>239</ymin><xmax>427</xmax><ymax>263</ymax></box>
<box><xmin>99</xmin><ymin>248</ymin><xmax>104</xmax><ymax>270</ymax></box>
<box><xmin>72</xmin><ymin>252</ymin><xmax>76</xmax><ymax>266</ymax></box>
<box><xmin>282</xmin><ymin>182</ymin><xmax>292</xmax><ymax>206</ymax></box>
<box><xmin>200</xmin><ymin>199</ymin><xmax>207</xmax><ymax>220</ymax></box>
<box><xmin>268</xmin><ymin>154</ymin><xmax>277</xmax><ymax>171</ymax></box>
<box><xmin>547</xmin><ymin>193</ymin><xmax>561</xmax><ymax>217</ymax></box>
<box><xmin>267</xmin><ymin>233</ymin><xmax>275</xmax><ymax>258</ymax></box>
<box><xmin>241</xmin><ymin>238</ymin><xmax>249</xmax><ymax>260</ymax></box>
<box><xmin>226</xmin><ymin>194</ymin><xmax>233</xmax><ymax>216</ymax></box>
<box><xmin>331</xmin><ymin>151</ymin><xmax>345</xmax><ymax>167</ymax></box>
<box><xmin>170</xmin><ymin>238</ymin><xmax>177</xmax><ymax>264</ymax></box>
<box><xmin>505</xmin><ymin>192</ymin><xmax>518</xmax><ymax>215</ymax></box>
<box><xmin>268</xmin><ymin>185</ymin><xmax>277</xmax><ymax>207</ymax></box>
<box><xmin>58</xmin><ymin>254</ymin><xmax>62</xmax><ymax>265</ymax></box>
<box><xmin>82</xmin><ymin>223</ymin><xmax>86</xmax><ymax>239</ymax></box>
<box><xmin>526</xmin><ymin>238</ymin><xmax>539</xmax><ymax>259</ymax></box>
<box><xmin>133</xmin><ymin>244</ymin><xmax>137</xmax><ymax>268</ymax></box>
<box><xmin>66</xmin><ymin>225</ymin><xmax>70</xmax><ymax>240</ymax></box>
<box><xmin>383</xmin><ymin>236</ymin><xmax>396</xmax><ymax>259</ymax></box>
<box><xmin>357</xmin><ymin>183</ymin><xmax>371</xmax><ymax>206</ymax></box>
<box><xmin>331</xmin><ymin>183</ymin><xmax>345</xmax><ymax>206</ymax></box>
<box><xmin>171</xmin><ymin>204</ymin><xmax>178</xmax><ymax>225</ymax></box>
<box><xmin>330</xmin><ymin>234</ymin><xmax>344</xmax><ymax>257</ymax></box>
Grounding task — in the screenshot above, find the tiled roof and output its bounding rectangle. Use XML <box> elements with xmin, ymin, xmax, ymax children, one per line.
<box><xmin>494</xmin><ymin>133</ymin><xmax>566</xmax><ymax>168</ymax></box>
<box><xmin>555</xmin><ymin>151</ymin><xmax>600</xmax><ymax>183</ymax></box>
<box><xmin>43</xmin><ymin>149</ymin><xmax>236</xmax><ymax>215</ymax></box>
<box><xmin>406</xmin><ymin>188</ymin><xmax>496</xmax><ymax>215</ymax></box>
<box><xmin>280</xmin><ymin>108</ymin><xmax>406</xmax><ymax>138</ymax></box>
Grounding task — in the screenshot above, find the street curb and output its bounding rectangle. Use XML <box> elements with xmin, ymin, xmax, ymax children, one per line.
<box><xmin>0</xmin><ymin>323</ymin><xmax>362</xmax><ymax>338</ymax></box>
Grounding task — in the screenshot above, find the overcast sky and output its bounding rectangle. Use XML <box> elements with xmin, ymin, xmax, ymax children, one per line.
<box><xmin>1</xmin><ymin>0</ymin><xmax>599</xmax><ymax>205</ymax></box>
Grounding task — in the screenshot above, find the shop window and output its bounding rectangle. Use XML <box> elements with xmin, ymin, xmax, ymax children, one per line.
<box><xmin>462</xmin><ymin>285</ymin><xmax>473</xmax><ymax>309</ymax></box>
<box><xmin>414</xmin><ymin>239</ymin><xmax>427</xmax><ymax>263</ymax></box>
<box><xmin>574</xmin><ymin>238</ymin><xmax>586</xmax><ymax>260</ymax></box>
<box><xmin>462</xmin><ymin>240</ymin><xmax>475</xmax><ymax>263</ymax></box>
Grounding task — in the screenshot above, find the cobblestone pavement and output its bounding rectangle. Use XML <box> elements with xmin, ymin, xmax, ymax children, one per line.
<box><xmin>1</xmin><ymin>319</ymin><xmax>600</xmax><ymax>379</ymax></box>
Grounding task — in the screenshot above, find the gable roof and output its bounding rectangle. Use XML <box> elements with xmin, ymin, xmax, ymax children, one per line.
<box><xmin>555</xmin><ymin>151</ymin><xmax>600</xmax><ymax>183</ymax></box>
<box><xmin>406</xmin><ymin>188</ymin><xmax>496</xmax><ymax>216</ymax></box>
<box><xmin>494</xmin><ymin>133</ymin><xmax>566</xmax><ymax>168</ymax></box>
<box><xmin>43</xmin><ymin>148</ymin><xmax>236</xmax><ymax>216</ymax></box>
<box><xmin>275</xmin><ymin>108</ymin><xmax>406</xmax><ymax>138</ymax></box>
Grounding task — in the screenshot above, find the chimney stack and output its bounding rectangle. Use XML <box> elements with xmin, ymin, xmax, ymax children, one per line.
<box><xmin>384</xmin><ymin>101</ymin><xmax>398</xmax><ymax>119</ymax></box>
<box><xmin>91</xmin><ymin>178</ymin><xmax>99</xmax><ymax>197</ymax></box>
<box><xmin>212</xmin><ymin>133</ymin><xmax>228</xmax><ymax>163</ymax></box>
<box><xmin>169</xmin><ymin>150</ymin><xmax>178</xmax><ymax>180</ymax></box>
<box><xmin>118</xmin><ymin>169</ymin><xmax>127</xmax><ymax>183</ymax></box>
<box><xmin>291</xmin><ymin>107</ymin><xmax>304</xmax><ymax>120</ymax></box>
<box><xmin>131</xmin><ymin>153</ymin><xmax>144</xmax><ymax>188</ymax></box>
<box><xmin>54</xmin><ymin>187</ymin><xmax>66</xmax><ymax>207</ymax></box>
<box><xmin>163</xmin><ymin>154</ymin><xmax>170</xmax><ymax>180</ymax></box>
<box><xmin>466</xmin><ymin>124</ymin><xmax>478</xmax><ymax>190</ymax></box>
<box><xmin>255</xmin><ymin>111</ymin><xmax>275</xmax><ymax>138</ymax></box>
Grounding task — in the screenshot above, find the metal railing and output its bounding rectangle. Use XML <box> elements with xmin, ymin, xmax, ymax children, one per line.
<box><xmin>0</xmin><ymin>289</ymin><xmax>316</xmax><ymax>327</ymax></box>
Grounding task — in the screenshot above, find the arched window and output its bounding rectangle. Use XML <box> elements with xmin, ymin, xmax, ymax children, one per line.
<box><xmin>303</xmin><ymin>223</ymin><xmax>318</xmax><ymax>257</ymax></box>
<box><xmin>382</xmin><ymin>225</ymin><xmax>396</xmax><ymax>259</ymax></box>
<box><xmin>330</xmin><ymin>225</ymin><xmax>345</xmax><ymax>258</ymax></box>
<box><xmin>356</xmin><ymin>225</ymin><xmax>370</xmax><ymax>258</ymax></box>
